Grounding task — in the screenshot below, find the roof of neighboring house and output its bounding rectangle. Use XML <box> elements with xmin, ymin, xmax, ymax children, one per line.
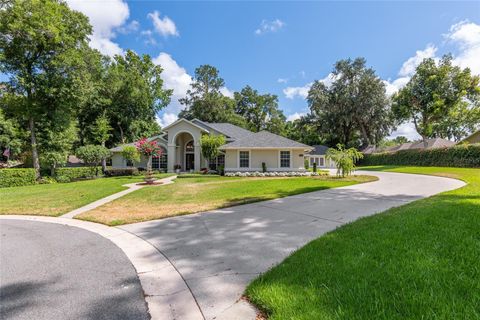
<box><xmin>309</xmin><ymin>145</ymin><xmax>330</xmax><ymax>155</ymax></box>
<box><xmin>409</xmin><ymin>138</ymin><xmax>456</xmax><ymax>150</ymax></box>
<box><xmin>460</xmin><ymin>130</ymin><xmax>480</xmax><ymax>144</ymax></box>
<box><xmin>221</xmin><ymin>130</ymin><xmax>312</xmax><ymax>149</ymax></box>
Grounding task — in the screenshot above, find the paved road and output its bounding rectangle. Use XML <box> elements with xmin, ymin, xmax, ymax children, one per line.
<box><xmin>121</xmin><ymin>170</ymin><xmax>465</xmax><ymax>320</ymax></box>
<box><xmin>0</xmin><ymin>220</ymin><xmax>149</xmax><ymax>320</ymax></box>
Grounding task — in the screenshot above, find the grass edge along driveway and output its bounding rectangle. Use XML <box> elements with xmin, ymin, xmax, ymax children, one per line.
<box><xmin>246</xmin><ymin>166</ymin><xmax>479</xmax><ymax>320</ymax></box>
<box><xmin>0</xmin><ymin>174</ymin><xmax>173</xmax><ymax>216</ymax></box>
<box><xmin>77</xmin><ymin>175</ymin><xmax>376</xmax><ymax>226</ymax></box>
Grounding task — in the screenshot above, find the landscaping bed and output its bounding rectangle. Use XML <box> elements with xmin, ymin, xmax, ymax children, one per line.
<box><xmin>77</xmin><ymin>175</ymin><xmax>376</xmax><ymax>226</ymax></box>
<box><xmin>246</xmin><ymin>166</ymin><xmax>479</xmax><ymax>320</ymax></box>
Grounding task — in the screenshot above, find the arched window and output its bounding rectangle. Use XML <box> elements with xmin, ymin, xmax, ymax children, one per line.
<box><xmin>185</xmin><ymin>140</ymin><xmax>194</xmax><ymax>153</ymax></box>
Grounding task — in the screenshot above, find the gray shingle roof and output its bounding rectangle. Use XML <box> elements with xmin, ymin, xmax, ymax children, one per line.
<box><xmin>221</xmin><ymin>131</ymin><xmax>312</xmax><ymax>149</ymax></box>
<box><xmin>110</xmin><ymin>135</ymin><xmax>167</xmax><ymax>152</ymax></box>
<box><xmin>309</xmin><ymin>145</ymin><xmax>329</xmax><ymax>155</ymax></box>
<box><xmin>202</xmin><ymin>122</ymin><xmax>255</xmax><ymax>140</ymax></box>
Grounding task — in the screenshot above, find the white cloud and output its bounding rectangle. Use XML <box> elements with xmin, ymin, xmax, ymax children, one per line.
<box><xmin>398</xmin><ymin>44</ymin><xmax>438</xmax><ymax>77</ymax></box>
<box><xmin>118</xmin><ymin>20</ymin><xmax>139</xmax><ymax>34</ymax></box>
<box><xmin>445</xmin><ymin>20</ymin><xmax>480</xmax><ymax>74</ymax></box>
<box><xmin>382</xmin><ymin>77</ymin><xmax>410</xmax><ymax>96</ymax></box>
<box><xmin>148</xmin><ymin>11</ymin><xmax>179</xmax><ymax>37</ymax></box>
<box><xmin>286</xmin><ymin>112</ymin><xmax>306</xmax><ymax>122</ymax></box>
<box><xmin>66</xmin><ymin>0</ymin><xmax>129</xmax><ymax>56</ymax></box>
<box><xmin>156</xmin><ymin>112</ymin><xmax>178</xmax><ymax>128</ymax></box>
<box><xmin>283</xmin><ymin>73</ymin><xmax>334</xmax><ymax>99</ymax></box>
<box><xmin>141</xmin><ymin>30</ymin><xmax>157</xmax><ymax>45</ymax></box>
<box><xmin>153</xmin><ymin>52</ymin><xmax>192</xmax><ymax>114</ymax></box>
<box><xmin>220</xmin><ymin>87</ymin><xmax>234</xmax><ymax>98</ymax></box>
<box><xmin>255</xmin><ymin>19</ymin><xmax>285</xmax><ymax>35</ymax></box>
<box><xmin>277</xmin><ymin>78</ymin><xmax>288</xmax><ymax>84</ymax></box>
<box><xmin>388</xmin><ymin>122</ymin><xmax>422</xmax><ymax>141</ymax></box>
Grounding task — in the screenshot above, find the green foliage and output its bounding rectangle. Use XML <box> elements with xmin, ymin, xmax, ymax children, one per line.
<box><xmin>308</xmin><ymin>58</ymin><xmax>392</xmax><ymax>148</ymax></box>
<box><xmin>234</xmin><ymin>85</ymin><xmax>286</xmax><ymax>134</ymax></box>
<box><xmin>0</xmin><ymin>108</ymin><xmax>24</xmax><ymax>160</ymax></box>
<box><xmin>104</xmin><ymin>168</ymin><xmax>140</xmax><ymax>177</ymax></box>
<box><xmin>393</xmin><ymin>55</ymin><xmax>480</xmax><ymax>142</ymax></box>
<box><xmin>285</xmin><ymin>115</ymin><xmax>324</xmax><ymax>146</ymax></box>
<box><xmin>312</xmin><ymin>162</ymin><xmax>317</xmax><ymax>173</ymax></box>
<box><xmin>200</xmin><ymin>134</ymin><xmax>226</xmax><ymax>165</ymax></box>
<box><xmin>327</xmin><ymin>144</ymin><xmax>363</xmax><ymax>177</ymax></box>
<box><xmin>54</xmin><ymin>167</ymin><xmax>101</xmax><ymax>182</ymax></box>
<box><xmin>38</xmin><ymin>121</ymin><xmax>78</xmax><ymax>173</ymax></box>
<box><xmin>361</xmin><ymin>144</ymin><xmax>480</xmax><ymax>167</ymax></box>
<box><xmin>262</xmin><ymin>162</ymin><xmax>267</xmax><ymax>173</ymax></box>
<box><xmin>304</xmin><ymin>159</ymin><xmax>309</xmax><ymax>170</ymax></box>
<box><xmin>121</xmin><ymin>146</ymin><xmax>140</xmax><ymax>164</ymax></box>
<box><xmin>0</xmin><ymin>168</ymin><xmax>37</xmax><ymax>188</ymax></box>
<box><xmin>179</xmin><ymin>65</ymin><xmax>245</xmax><ymax>125</ymax></box>
<box><xmin>75</xmin><ymin>145</ymin><xmax>111</xmax><ymax>175</ymax></box>
<box><xmin>89</xmin><ymin>113</ymin><xmax>112</xmax><ymax>145</ymax></box>
<box><xmin>0</xmin><ymin>0</ymin><xmax>93</xmax><ymax>178</ymax></box>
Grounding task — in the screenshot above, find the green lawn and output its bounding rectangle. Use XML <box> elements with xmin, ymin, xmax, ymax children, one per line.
<box><xmin>0</xmin><ymin>174</ymin><xmax>172</xmax><ymax>216</ymax></box>
<box><xmin>77</xmin><ymin>175</ymin><xmax>376</xmax><ymax>226</ymax></box>
<box><xmin>247</xmin><ymin>166</ymin><xmax>480</xmax><ymax>320</ymax></box>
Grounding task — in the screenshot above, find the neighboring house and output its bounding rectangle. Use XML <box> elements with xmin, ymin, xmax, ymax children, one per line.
<box><xmin>364</xmin><ymin>138</ymin><xmax>456</xmax><ymax>154</ymax></box>
<box><xmin>460</xmin><ymin>130</ymin><xmax>480</xmax><ymax>144</ymax></box>
<box><xmin>110</xmin><ymin>118</ymin><xmax>312</xmax><ymax>173</ymax></box>
<box><xmin>305</xmin><ymin>145</ymin><xmax>336</xmax><ymax>168</ymax></box>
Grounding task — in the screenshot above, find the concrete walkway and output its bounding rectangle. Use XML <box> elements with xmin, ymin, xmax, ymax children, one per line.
<box><xmin>120</xmin><ymin>170</ymin><xmax>465</xmax><ymax>320</ymax></box>
<box><xmin>61</xmin><ymin>175</ymin><xmax>177</xmax><ymax>219</ymax></box>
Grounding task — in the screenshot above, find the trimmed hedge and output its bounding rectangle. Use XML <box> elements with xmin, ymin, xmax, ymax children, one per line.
<box><xmin>0</xmin><ymin>168</ymin><xmax>37</xmax><ymax>188</ymax></box>
<box><xmin>55</xmin><ymin>167</ymin><xmax>100</xmax><ymax>182</ymax></box>
<box><xmin>104</xmin><ymin>168</ymin><xmax>139</xmax><ymax>177</ymax></box>
<box><xmin>360</xmin><ymin>144</ymin><xmax>480</xmax><ymax>168</ymax></box>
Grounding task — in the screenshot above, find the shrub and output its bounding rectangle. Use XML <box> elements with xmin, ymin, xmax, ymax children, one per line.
<box><xmin>55</xmin><ymin>167</ymin><xmax>99</xmax><ymax>181</ymax></box>
<box><xmin>304</xmin><ymin>159</ymin><xmax>309</xmax><ymax>170</ymax></box>
<box><xmin>360</xmin><ymin>144</ymin><xmax>480</xmax><ymax>168</ymax></box>
<box><xmin>327</xmin><ymin>144</ymin><xmax>363</xmax><ymax>177</ymax></box>
<box><xmin>104</xmin><ymin>168</ymin><xmax>139</xmax><ymax>177</ymax></box>
<box><xmin>262</xmin><ymin>162</ymin><xmax>267</xmax><ymax>173</ymax></box>
<box><xmin>122</xmin><ymin>146</ymin><xmax>140</xmax><ymax>165</ymax></box>
<box><xmin>0</xmin><ymin>168</ymin><xmax>36</xmax><ymax>187</ymax></box>
<box><xmin>313</xmin><ymin>162</ymin><xmax>317</xmax><ymax>173</ymax></box>
<box><xmin>75</xmin><ymin>145</ymin><xmax>111</xmax><ymax>176</ymax></box>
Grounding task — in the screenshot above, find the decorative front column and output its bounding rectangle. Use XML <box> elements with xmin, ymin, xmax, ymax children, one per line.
<box><xmin>167</xmin><ymin>143</ymin><xmax>176</xmax><ymax>173</ymax></box>
<box><xmin>194</xmin><ymin>142</ymin><xmax>201</xmax><ymax>172</ymax></box>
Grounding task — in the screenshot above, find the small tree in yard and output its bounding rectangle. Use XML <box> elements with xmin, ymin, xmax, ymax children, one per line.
<box><xmin>327</xmin><ymin>144</ymin><xmax>363</xmax><ymax>177</ymax></box>
<box><xmin>135</xmin><ymin>138</ymin><xmax>162</xmax><ymax>184</ymax></box>
<box><xmin>75</xmin><ymin>145</ymin><xmax>111</xmax><ymax>177</ymax></box>
<box><xmin>121</xmin><ymin>146</ymin><xmax>140</xmax><ymax>167</ymax></box>
<box><xmin>200</xmin><ymin>134</ymin><xmax>225</xmax><ymax>170</ymax></box>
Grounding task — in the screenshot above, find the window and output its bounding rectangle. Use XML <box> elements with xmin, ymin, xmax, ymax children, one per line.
<box><xmin>209</xmin><ymin>154</ymin><xmax>225</xmax><ymax>170</ymax></box>
<box><xmin>239</xmin><ymin>151</ymin><xmax>249</xmax><ymax>168</ymax></box>
<box><xmin>185</xmin><ymin>140</ymin><xmax>194</xmax><ymax>153</ymax></box>
<box><xmin>310</xmin><ymin>157</ymin><xmax>315</xmax><ymax>166</ymax></box>
<box><xmin>280</xmin><ymin>151</ymin><xmax>290</xmax><ymax>168</ymax></box>
<box><xmin>160</xmin><ymin>154</ymin><xmax>167</xmax><ymax>170</ymax></box>
<box><xmin>152</xmin><ymin>156</ymin><xmax>159</xmax><ymax>169</ymax></box>
<box><xmin>319</xmin><ymin>157</ymin><xmax>324</xmax><ymax>167</ymax></box>
<box><xmin>126</xmin><ymin>159</ymin><xmax>133</xmax><ymax>167</ymax></box>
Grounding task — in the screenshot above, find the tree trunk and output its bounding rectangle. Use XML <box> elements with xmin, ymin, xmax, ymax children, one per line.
<box><xmin>118</xmin><ymin>124</ymin><xmax>125</xmax><ymax>144</ymax></box>
<box><xmin>50</xmin><ymin>162</ymin><xmax>56</xmax><ymax>177</ymax></box>
<box><xmin>358</xmin><ymin>121</ymin><xmax>371</xmax><ymax>148</ymax></box>
<box><xmin>101</xmin><ymin>141</ymin><xmax>107</xmax><ymax>173</ymax></box>
<box><xmin>29</xmin><ymin>117</ymin><xmax>40</xmax><ymax>180</ymax></box>
<box><xmin>412</xmin><ymin>116</ymin><xmax>428</xmax><ymax>148</ymax></box>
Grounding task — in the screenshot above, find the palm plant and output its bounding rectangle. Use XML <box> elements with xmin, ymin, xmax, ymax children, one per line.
<box><xmin>326</xmin><ymin>144</ymin><xmax>363</xmax><ymax>177</ymax></box>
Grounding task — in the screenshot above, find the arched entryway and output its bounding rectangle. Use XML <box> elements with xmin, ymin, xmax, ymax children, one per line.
<box><xmin>174</xmin><ymin>131</ymin><xmax>196</xmax><ymax>172</ymax></box>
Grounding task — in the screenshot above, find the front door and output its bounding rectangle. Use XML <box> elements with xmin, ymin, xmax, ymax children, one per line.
<box><xmin>185</xmin><ymin>153</ymin><xmax>194</xmax><ymax>171</ymax></box>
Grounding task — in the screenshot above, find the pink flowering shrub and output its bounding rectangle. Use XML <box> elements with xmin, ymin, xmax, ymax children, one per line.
<box><xmin>135</xmin><ymin>138</ymin><xmax>163</xmax><ymax>158</ymax></box>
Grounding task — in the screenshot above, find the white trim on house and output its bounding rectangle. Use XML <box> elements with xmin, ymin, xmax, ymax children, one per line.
<box><xmin>162</xmin><ymin>118</ymin><xmax>210</xmax><ymax>133</ymax></box>
<box><xmin>225</xmin><ymin>167</ymin><xmax>305</xmax><ymax>172</ymax></box>
<box><xmin>223</xmin><ymin>147</ymin><xmax>309</xmax><ymax>150</ymax></box>
<box><xmin>237</xmin><ymin>150</ymin><xmax>251</xmax><ymax>169</ymax></box>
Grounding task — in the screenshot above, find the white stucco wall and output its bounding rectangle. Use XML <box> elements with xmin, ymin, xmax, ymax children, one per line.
<box><xmin>224</xmin><ymin>149</ymin><xmax>308</xmax><ymax>172</ymax></box>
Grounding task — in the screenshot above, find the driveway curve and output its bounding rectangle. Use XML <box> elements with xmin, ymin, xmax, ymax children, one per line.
<box><xmin>0</xmin><ymin>220</ymin><xmax>149</xmax><ymax>320</ymax></box>
<box><xmin>120</xmin><ymin>170</ymin><xmax>465</xmax><ymax>320</ymax></box>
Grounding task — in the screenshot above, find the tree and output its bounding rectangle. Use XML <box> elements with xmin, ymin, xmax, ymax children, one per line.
<box><xmin>121</xmin><ymin>145</ymin><xmax>140</xmax><ymax>166</ymax></box>
<box><xmin>179</xmin><ymin>65</ymin><xmax>244</xmax><ymax>124</ymax></box>
<box><xmin>135</xmin><ymin>138</ymin><xmax>163</xmax><ymax>184</ymax></box>
<box><xmin>75</xmin><ymin>145</ymin><xmax>111</xmax><ymax>176</ymax></box>
<box><xmin>326</xmin><ymin>144</ymin><xmax>363</xmax><ymax>177</ymax></box>
<box><xmin>0</xmin><ymin>108</ymin><xmax>23</xmax><ymax>162</ymax></box>
<box><xmin>0</xmin><ymin>0</ymin><xmax>92</xmax><ymax>179</ymax></box>
<box><xmin>285</xmin><ymin>115</ymin><xmax>324</xmax><ymax>146</ymax></box>
<box><xmin>200</xmin><ymin>134</ymin><xmax>226</xmax><ymax>169</ymax></box>
<box><xmin>307</xmin><ymin>58</ymin><xmax>393</xmax><ymax>148</ymax></box>
<box><xmin>89</xmin><ymin>113</ymin><xmax>112</xmax><ymax>172</ymax></box>
<box><xmin>234</xmin><ymin>85</ymin><xmax>286</xmax><ymax>134</ymax></box>
<box><xmin>108</xmin><ymin>50</ymin><xmax>172</xmax><ymax>144</ymax></box>
<box><xmin>393</xmin><ymin>55</ymin><xmax>480</xmax><ymax>145</ymax></box>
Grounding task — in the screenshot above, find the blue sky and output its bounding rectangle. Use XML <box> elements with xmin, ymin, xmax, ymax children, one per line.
<box><xmin>21</xmin><ymin>1</ymin><xmax>480</xmax><ymax>138</ymax></box>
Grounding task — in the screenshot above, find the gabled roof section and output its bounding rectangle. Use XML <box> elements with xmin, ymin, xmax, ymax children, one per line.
<box><xmin>203</xmin><ymin>122</ymin><xmax>255</xmax><ymax>140</ymax></box>
<box><xmin>110</xmin><ymin>135</ymin><xmax>167</xmax><ymax>152</ymax></box>
<box><xmin>410</xmin><ymin>138</ymin><xmax>455</xmax><ymax>150</ymax></box>
<box><xmin>162</xmin><ymin>118</ymin><xmax>210</xmax><ymax>133</ymax></box>
<box><xmin>221</xmin><ymin>131</ymin><xmax>312</xmax><ymax>149</ymax></box>
<box><xmin>309</xmin><ymin>145</ymin><xmax>330</xmax><ymax>155</ymax></box>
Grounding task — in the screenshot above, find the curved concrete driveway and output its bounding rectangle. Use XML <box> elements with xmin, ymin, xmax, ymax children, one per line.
<box><xmin>120</xmin><ymin>170</ymin><xmax>465</xmax><ymax>320</ymax></box>
<box><xmin>0</xmin><ymin>220</ymin><xmax>149</xmax><ymax>320</ymax></box>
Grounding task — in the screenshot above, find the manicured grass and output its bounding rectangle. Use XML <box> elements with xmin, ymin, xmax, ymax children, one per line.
<box><xmin>77</xmin><ymin>175</ymin><xmax>376</xmax><ymax>226</ymax></box>
<box><xmin>0</xmin><ymin>174</ymin><xmax>172</xmax><ymax>216</ymax></box>
<box><xmin>247</xmin><ymin>166</ymin><xmax>479</xmax><ymax>320</ymax></box>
